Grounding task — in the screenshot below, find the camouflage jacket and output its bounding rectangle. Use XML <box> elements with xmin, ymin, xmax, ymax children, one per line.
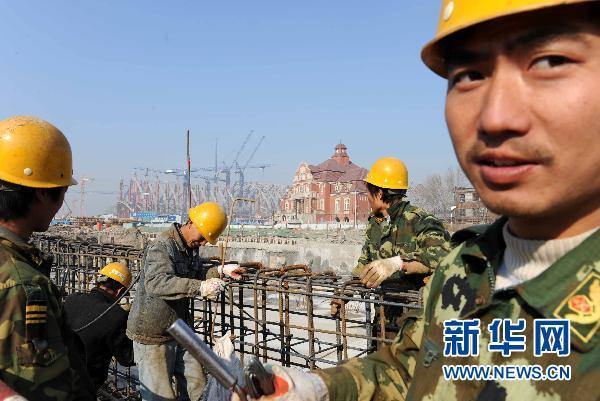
<box><xmin>317</xmin><ymin>218</ymin><xmax>600</xmax><ymax>400</ymax></box>
<box><xmin>352</xmin><ymin>200</ymin><xmax>450</xmax><ymax>288</ymax></box>
<box><xmin>0</xmin><ymin>227</ymin><xmax>94</xmax><ymax>401</ymax></box>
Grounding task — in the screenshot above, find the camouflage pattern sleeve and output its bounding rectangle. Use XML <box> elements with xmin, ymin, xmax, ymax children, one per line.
<box><xmin>0</xmin><ymin>275</ymin><xmax>93</xmax><ymax>400</ymax></box>
<box><xmin>411</xmin><ymin>214</ymin><xmax>451</xmax><ymax>272</ymax></box>
<box><xmin>352</xmin><ymin>220</ymin><xmax>374</xmax><ymax>278</ymax></box>
<box><xmin>315</xmin><ymin>281</ymin><xmax>429</xmax><ymax>401</ymax></box>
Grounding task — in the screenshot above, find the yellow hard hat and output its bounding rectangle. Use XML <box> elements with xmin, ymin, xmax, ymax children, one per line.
<box><xmin>364</xmin><ymin>157</ymin><xmax>408</xmax><ymax>190</ymax></box>
<box><xmin>188</xmin><ymin>202</ymin><xmax>228</xmax><ymax>245</ymax></box>
<box><xmin>98</xmin><ymin>262</ymin><xmax>132</xmax><ymax>288</ymax></box>
<box><xmin>0</xmin><ymin>116</ymin><xmax>77</xmax><ymax>188</ymax></box>
<box><xmin>422</xmin><ymin>0</ymin><xmax>596</xmax><ymax>76</ymax></box>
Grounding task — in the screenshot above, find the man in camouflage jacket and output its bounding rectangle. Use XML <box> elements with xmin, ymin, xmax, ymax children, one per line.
<box><xmin>0</xmin><ymin>229</ymin><xmax>93</xmax><ymax>401</ymax></box>
<box><xmin>238</xmin><ymin>1</ymin><xmax>600</xmax><ymax>400</ymax></box>
<box><xmin>354</xmin><ymin>201</ymin><xmax>451</xmax><ymax>287</ymax></box>
<box><xmin>318</xmin><ymin>219</ymin><xmax>599</xmax><ymax>400</ymax></box>
<box><xmin>0</xmin><ymin>116</ymin><xmax>94</xmax><ymax>400</ymax></box>
<box><xmin>352</xmin><ymin>157</ymin><xmax>450</xmax><ymax>338</ymax></box>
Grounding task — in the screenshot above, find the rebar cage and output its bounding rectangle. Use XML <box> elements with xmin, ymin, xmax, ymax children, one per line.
<box><xmin>32</xmin><ymin>235</ymin><xmax>422</xmax><ymax>400</ymax></box>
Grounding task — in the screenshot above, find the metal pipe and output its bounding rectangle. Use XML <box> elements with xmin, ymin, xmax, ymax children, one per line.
<box><xmin>167</xmin><ymin>319</ymin><xmax>247</xmax><ymax>401</ymax></box>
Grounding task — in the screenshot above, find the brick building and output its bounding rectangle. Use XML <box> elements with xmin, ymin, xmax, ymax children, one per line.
<box><xmin>452</xmin><ymin>187</ymin><xmax>498</xmax><ymax>228</ymax></box>
<box><xmin>277</xmin><ymin>144</ymin><xmax>370</xmax><ymax>224</ymax></box>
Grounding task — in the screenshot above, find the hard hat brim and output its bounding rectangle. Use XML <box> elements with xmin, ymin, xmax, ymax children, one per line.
<box><xmin>421</xmin><ymin>0</ymin><xmax>596</xmax><ymax>77</ymax></box>
<box><xmin>0</xmin><ymin>171</ymin><xmax>78</xmax><ymax>188</ymax></box>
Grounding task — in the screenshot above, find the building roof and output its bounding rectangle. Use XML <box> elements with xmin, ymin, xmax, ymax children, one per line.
<box><xmin>307</xmin><ymin>144</ymin><xmax>367</xmax><ymax>183</ymax></box>
<box><xmin>338</xmin><ymin>164</ymin><xmax>368</xmax><ymax>182</ymax></box>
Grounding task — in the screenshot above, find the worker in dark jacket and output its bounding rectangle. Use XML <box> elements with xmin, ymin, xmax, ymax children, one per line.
<box><xmin>64</xmin><ymin>262</ymin><xmax>135</xmax><ymax>392</ymax></box>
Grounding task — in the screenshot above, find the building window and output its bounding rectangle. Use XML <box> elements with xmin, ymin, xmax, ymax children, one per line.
<box><xmin>319</xmin><ymin>199</ymin><xmax>324</xmax><ymax>210</ymax></box>
<box><xmin>459</xmin><ymin>194</ymin><xmax>466</xmax><ymax>203</ymax></box>
<box><xmin>473</xmin><ymin>193</ymin><xmax>480</xmax><ymax>201</ymax></box>
<box><xmin>465</xmin><ymin>192</ymin><xmax>473</xmax><ymax>202</ymax></box>
<box><xmin>458</xmin><ymin>209</ymin><xmax>466</xmax><ymax>217</ymax></box>
<box><xmin>344</xmin><ymin>197</ymin><xmax>350</xmax><ymax>211</ymax></box>
<box><xmin>285</xmin><ymin>202</ymin><xmax>289</xmax><ymax>211</ymax></box>
<box><xmin>335</xmin><ymin>199</ymin><xmax>340</xmax><ymax>213</ymax></box>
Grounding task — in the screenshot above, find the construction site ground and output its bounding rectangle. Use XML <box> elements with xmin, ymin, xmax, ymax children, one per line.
<box><xmin>47</xmin><ymin>224</ymin><xmax>368</xmax><ymax>274</ymax></box>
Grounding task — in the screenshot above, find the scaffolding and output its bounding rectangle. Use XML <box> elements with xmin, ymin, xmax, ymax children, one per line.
<box><xmin>33</xmin><ymin>235</ymin><xmax>422</xmax><ymax>400</ymax></box>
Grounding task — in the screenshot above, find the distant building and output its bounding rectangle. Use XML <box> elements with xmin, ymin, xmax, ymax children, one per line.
<box><xmin>277</xmin><ymin>143</ymin><xmax>370</xmax><ymax>224</ymax></box>
<box><xmin>452</xmin><ymin>187</ymin><xmax>498</xmax><ymax>227</ymax></box>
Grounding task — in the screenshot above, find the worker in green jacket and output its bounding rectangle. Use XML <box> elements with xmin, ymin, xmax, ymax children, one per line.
<box><xmin>235</xmin><ymin>0</ymin><xmax>600</xmax><ymax>400</ymax></box>
<box><xmin>0</xmin><ymin>116</ymin><xmax>94</xmax><ymax>400</ymax></box>
<box><xmin>353</xmin><ymin>156</ymin><xmax>450</xmax><ymax>340</ymax></box>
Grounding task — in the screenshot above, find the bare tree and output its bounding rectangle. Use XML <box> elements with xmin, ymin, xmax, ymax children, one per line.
<box><xmin>408</xmin><ymin>166</ymin><xmax>468</xmax><ymax>220</ymax></box>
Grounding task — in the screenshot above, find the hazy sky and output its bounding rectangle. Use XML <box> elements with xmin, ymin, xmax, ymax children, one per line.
<box><xmin>0</xmin><ymin>1</ymin><xmax>457</xmax><ymax>215</ymax></box>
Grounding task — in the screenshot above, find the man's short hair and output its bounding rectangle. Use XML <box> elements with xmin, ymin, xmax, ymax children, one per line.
<box><xmin>366</xmin><ymin>182</ymin><xmax>407</xmax><ymax>205</ymax></box>
<box><xmin>0</xmin><ymin>179</ymin><xmax>64</xmax><ymax>221</ymax></box>
<box><xmin>97</xmin><ymin>276</ymin><xmax>125</xmax><ymax>291</ymax></box>
<box><xmin>440</xmin><ymin>2</ymin><xmax>600</xmax><ymax>73</ymax></box>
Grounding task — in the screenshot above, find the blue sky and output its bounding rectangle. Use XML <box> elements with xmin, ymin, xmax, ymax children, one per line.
<box><xmin>0</xmin><ymin>1</ymin><xmax>456</xmax><ymax>215</ymax></box>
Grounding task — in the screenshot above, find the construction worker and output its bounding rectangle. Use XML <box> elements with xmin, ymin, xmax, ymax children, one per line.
<box><xmin>0</xmin><ymin>116</ymin><xmax>94</xmax><ymax>400</ymax></box>
<box><xmin>235</xmin><ymin>0</ymin><xmax>600</xmax><ymax>400</ymax></box>
<box><xmin>354</xmin><ymin>157</ymin><xmax>451</xmax><ymax>339</ymax></box>
<box><xmin>64</xmin><ymin>262</ymin><xmax>135</xmax><ymax>393</ymax></box>
<box><xmin>127</xmin><ymin>201</ymin><xmax>244</xmax><ymax>401</ymax></box>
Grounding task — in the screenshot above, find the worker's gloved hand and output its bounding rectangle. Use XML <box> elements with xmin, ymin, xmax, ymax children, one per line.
<box><xmin>402</xmin><ymin>260</ymin><xmax>430</xmax><ymax>275</ymax></box>
<box><xmin>231</xmin><ymin>365</ymin><xmax>329</xmax><ymax>401</ymax></box>
<box><xmin>219</xmin><ymin>263</ymin><xmax>245</xmax><ymax>280</ymax></box>
<box><xmin>359</xmin><ymin>256</ymin><xmax>403</xmax><ymax>288</ymax></box>
<box><xmin>199</xmin><ymin>278</ymin><xmax>226</xmax><ymax>300</ymax></box>
<box><xmin>120</xmin><ymin>303</ymin><xmax>132</xmax><ymax>312</ymax></box>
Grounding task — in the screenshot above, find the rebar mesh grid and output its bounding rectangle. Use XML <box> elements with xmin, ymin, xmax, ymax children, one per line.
<box><xmin>32</xmin><ymin>235</ymin><xmax>422</xmax><ymax>399</ymax></box>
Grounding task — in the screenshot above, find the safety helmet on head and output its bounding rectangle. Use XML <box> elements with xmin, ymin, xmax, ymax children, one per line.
<box><xmin>98</xmin><ymin>262</ymin><xmax>132</xmax><ymax>288</ymax></box>
<box><xmin>188</xmin><ymin>202</ymin><xmax>228</xmax><ymax>245</ymax></box>
<box><xmin>0</xmin><ymin>116</ymin><xmax>77</xmax><ymax>188</ymax></box>
<box><xmin>364</xmin><ymin>157</ymin><xmax>408</xmax><ymax>190</ymax></box>
<box><xmin>421</xmin><ymin>0</ymin><xmax>597</xmax><ymax>77</ymax></box>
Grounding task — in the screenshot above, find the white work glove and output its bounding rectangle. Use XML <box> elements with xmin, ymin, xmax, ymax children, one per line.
<box><xmin>199</xmin><ymin>278</ymin><xmax>226</xmax><ymax>300</ymax></box>
<box><xmin>359</xmin><ymin>256</ymin><xmax>403</xmax><ymax>288</ymax></box>
<box><xmin>218</xmin><ymin>263</ymin><xmax>245</xmax><ymax>280</ymax></box>
<box><xmin>231</xmin><ymin>365</ymin><xmax>329</xmax><ymax>401</ymax></box>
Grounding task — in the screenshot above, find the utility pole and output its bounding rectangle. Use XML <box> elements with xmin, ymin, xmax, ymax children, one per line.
<box><xmin>79</xmin><ymin>177</ymin><xmax>94</xmax><ymax>218</ymax></box>
<box><xmin>186</xmin><ymin>130</ymin><xmax>192</xmax><ymax>220</ymax></box>
<box><xmin>214</xmin><ymin>138</ymin><xmax>218</xmax><ymax>199</ymax></box>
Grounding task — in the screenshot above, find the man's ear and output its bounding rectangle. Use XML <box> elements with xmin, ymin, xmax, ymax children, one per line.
<box><xmin>35</xmin><ymin>187</ymin><xmax>64</xmax><ymax>205</ymax></box>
